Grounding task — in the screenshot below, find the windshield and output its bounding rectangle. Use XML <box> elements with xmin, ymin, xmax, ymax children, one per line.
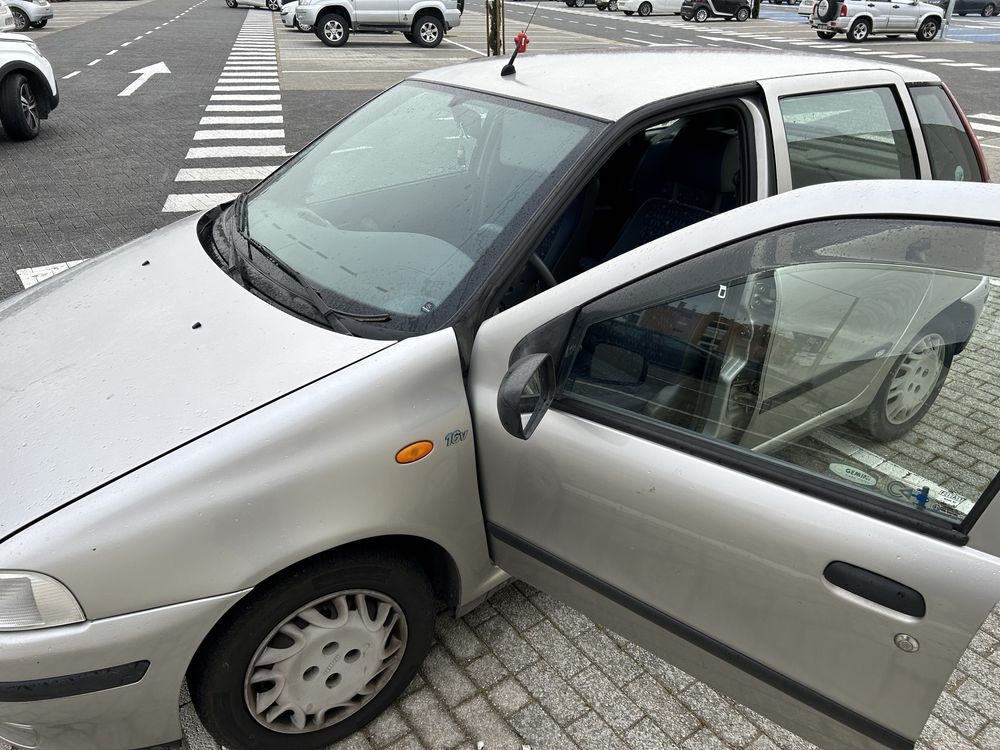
<box><xmin>244</xmin><ymin>81</ymin><xmax>603</xmax><ymax>331</ymax></box>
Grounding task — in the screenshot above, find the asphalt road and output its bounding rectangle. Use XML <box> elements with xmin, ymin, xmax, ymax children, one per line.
<box><xmin>1</xmin><ymin>3</ymin><xmax>1000</xmax><ymax>750</ymax></box>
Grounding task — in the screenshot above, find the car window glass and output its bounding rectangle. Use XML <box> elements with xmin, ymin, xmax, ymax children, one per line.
<box><xmin>780</xmin><ymin>87</ymin><xmax>917</xmax><ymax>188</ymax></box>
<box><xmin>562</xmin><ymin>219</ymin><xmax>1000</xmax><ymax>527</ymax></box>
<box><xmin>909</xmin><ymin>85</ymin><xmax>983</xmax><ymax>183</ymax></box>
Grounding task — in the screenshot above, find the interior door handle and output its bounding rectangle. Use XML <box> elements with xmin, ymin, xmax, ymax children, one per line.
<box><xmin>823</xmin><ymin>561</ymin><xmax>926</xmax><ymax>617</ymax></box>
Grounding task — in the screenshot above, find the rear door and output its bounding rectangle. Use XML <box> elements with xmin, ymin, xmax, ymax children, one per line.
<box><xmin>469</xmin><ymin>181</ymin><xmax>1000</xmax><ymax>750</ymax></box>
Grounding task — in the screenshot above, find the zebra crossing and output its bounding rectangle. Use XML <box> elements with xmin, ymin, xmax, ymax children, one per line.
<box><xmin>161</xmin><ymin>10</ymin><xmax>292</xmax><ymax>214</ymax></box>
<box><xmin>969</xmin><ymin>112</ymin><xmax>1000</xmax><ymax>136</ymax></box>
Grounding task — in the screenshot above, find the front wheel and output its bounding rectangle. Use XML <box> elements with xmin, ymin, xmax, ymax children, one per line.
<box><xmin>0</xmin><ymin>72</ymin><xmax>41</xmax><ymax>141</ymax></box>
<box><xmin>694</xmin><ymin>6</ymin><xmax>709</xmax><ymax>20</ymax></box>
<box><xmin>848</xmin><ymin>17</ymin><xmax>870</xmax><ymax>41</ymax></box>
<box><xmin>266</xmin><ymin>0</ymin><xmax>280</xmax><ymax>9</ymax></box>
<box><xmin>816</xmin><ymin>29</ymin><xmax>836</xmax><ymax>37</ymax></box>
<box><xmin>608</xmin><ymin>0</ymin><xmax>618</xmax><ymax>9</ymax></box>
<box><xmin>316</xmin><ymin>12</ymin><xmax>349</xmax><ymax>46</ymax></box>
<box><xmin>916</xmin><ymin>16</ymin><xmax>939</xmax><ymax>40</ymax></box>
<box><xmin>9</xmin><ymin>7</ymin><xmax>28</xmax><ymax>29</ymax></box>
<box><xmin>412</xmin><ymin>14</ymin><xmax>443</xmax><ymax>46</ymax></box>
<box><xmin>225</xmin><ymin>0</ymin><xmax>238</xmax><ymax>7</ymax></box>
<box><xmin>189</xmin><ymin>551</ymin><xmax>435</xmax><ymax>750</ymax></box>
<box><xmin>638</xmin><ymin>1</ymin><xmax>652</xmax><ymax>13</ymax></box>
<box><xmin>856</xmin><ymin>324</ymin><xmax>954</xmax><ymax>442</ymax></box>
<box><xmin>735</xmin><ymin>6</ymin><xmax>750</xmax><ymax>20</ymax></box>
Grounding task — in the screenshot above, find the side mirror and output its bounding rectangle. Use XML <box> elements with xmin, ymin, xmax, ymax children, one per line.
<box><xmin>586</xmin><ymin>343</ymin><xmax>647</xmax><ymax>386</ymax></box>
<box><xmin>497</xmin><ymin>353</ymin><xmax>556</xmax><ymax>440</ymax></box>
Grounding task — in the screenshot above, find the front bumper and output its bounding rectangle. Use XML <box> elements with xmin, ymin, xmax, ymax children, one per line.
<box><xmin>0</xmin><ymin>590</ymin><xmax>247</xmax><ymax>750</ymax></box>
<box><xmin>445</xmin><ymin>7</ymin><xmax>460</xmax><ymax>28</ymax></box>
<box><xmin>295</xmin><ymin>3</ymin><xmax>320</xmax><ymax>25</ymax></box>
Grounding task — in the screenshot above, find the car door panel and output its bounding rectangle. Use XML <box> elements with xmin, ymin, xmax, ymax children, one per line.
<box><xmin>469</xmin><ymin>190</ymin><xmax>1000</xmax><ymax>750</ymax></box>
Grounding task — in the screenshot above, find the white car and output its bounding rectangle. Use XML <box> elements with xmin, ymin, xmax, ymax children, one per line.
<box><xmin>224</xmin><ymin>0</ymin><xmax>282</xmax><ymax>10</ymax></box>
<box><xmin>0</xmin><ymin>1</ymin><xmax>14</xmax><ymax>32</ymax></box>
<box><xmin>620</xmin><ymin>0</ymin><xmax>683</xmax><ymax>13</ymax></box>
<box><xmin>280</xmin><ymin>0</ymin><xmax>310</xmax><ymax>28</ymax></box>
<box><xmin>0</xmin><ymin>30</ymin><xmax>57</xmax><ymax>139</ymax></box>
<box><xmin>799</xmin><ymin>0</ymin><xmax>815</xmax><ymax>14</ymax></box>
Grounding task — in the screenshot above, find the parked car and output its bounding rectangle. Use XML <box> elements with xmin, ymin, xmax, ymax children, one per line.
<box><xmin>0</xmin><ymin>49</ymin><xmax>997</xmax><ymax>750</ymax></box>
<box><xmin>798</xmin><ymin>0</ymin><xmax>815</xmax><ymax>15</ymax></box>
<box><xmin>5</xmin><ymin>0</ymin><xmax>53</xmax><ymax>31</ymax></box>
<box><xmin>811</xmin><ymin>0</ymin><xmax>943</xmax><ymax>40</ymax></box>
<box><xmin>0</xmin><ymin>1</ymin><xmax>14</xmax><ymax>32</ymax></box>
<box><xmin>596</xmin><ymin>0</ymin><xmax>618</xmax><ymax>10</ymax></box>
<box><xmin>281</xmin><ymin>0</ymin><xmax>311</xmax><ymax>28</ymax></box>
<box><xmin>225</xmin><ymin>0</ymin><xmax>283</xmax><ymax>10</ymax></box>
<box><xmin>0</xmin><ymin>30</ymin><xmax>57</xmax><ymax>139</ymax></box>
<box><xmin>620</xmin><ymin>0</ymin><xmax>683</xmax><ymax>15</ymax></box>
<box><xmin>765</xmin><ymin>0</ymin><xmax>800</xmax><ymax>4</ymax></box>
<box><xmin>681</xmin><ymin>0</ymin><xmax>752</xmax><ymax>19</ymax></box>
<box><xmin>565</xmin><ymin>0</ymin><xmax>597</xmax><ymax>6</ymax></box>
<box><xmin>296</xmin><ymin>0</ymin><xmax>460</xmax><ymax>47</ymax></box>
<box><xmin>926</xmin><ymin>0</ymin><xmax>996</xmax><ymax>15</ymax></box>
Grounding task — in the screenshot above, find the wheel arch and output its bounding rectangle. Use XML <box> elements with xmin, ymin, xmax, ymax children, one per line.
<box><xmin>849</xmin><ymin>12</ymin><xmax>875</xmax><ymax>26</ymax></box>
<box><xmin>316</xmin><ymin>3</ymin><xmax>354</xmax><ymax>27</ymax></box>
<box><xmin>411</xmin><ymin>4</ymin><xmax>446</xmax><ymax>26</ymax></box>
<box><xmin>0</xmin><ymin>61</ymin><xmax>54</xmax><ymax>116</ymax></box>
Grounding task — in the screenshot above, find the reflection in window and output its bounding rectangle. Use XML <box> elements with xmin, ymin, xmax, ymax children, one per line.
<box><xmin>564</xmin><ymin>220</ymin><xmax>1000</xmax><ymax>526</ymax></box>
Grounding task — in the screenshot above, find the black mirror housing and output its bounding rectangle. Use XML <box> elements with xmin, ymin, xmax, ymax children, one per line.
<box><xmin>497</xmin><ymin>353</ymin><xmax>556</xmax><ymax>440</ymax></box>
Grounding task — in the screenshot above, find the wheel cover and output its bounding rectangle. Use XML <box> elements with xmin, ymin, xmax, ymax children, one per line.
<box><xmin>19</xmin><ymin>81</ymin><xmax>38</xmax><ymax>132</ymax></box>
<box><xmin>985</xmin><ymin>3</ymin><xmax>996</xmax><ymax>15</ymax></box>
<box><xmin>244</xmin><ymin>589</ymin><xmax>407</xmax><ymax>734</ymax></box>
<box><xmin>695</xmin><ymin>7</ymin><xmax>708</xmax><ymax>19</ymax></box>
<box><xmin>324</xmin><ymin>19</ymin><xmax>344</xmax><ymax>40</ymax></box>
<box><xmin>419</xmin><ymin>20</ymin><xmax>438</xmax><ymax>41</ymax></box>
<box><xmin>12</xmin><ymin>10</ymin><xmax>26</xmax><ymax>29</ymax></box>
<box><xmin>884</xmin><ymin>333</ymin><xmax>945</xmax><ymax>425</ymax></box>
<box><xmin>640</xmin><ymin>2</ymin><xmax>651</xmax><ymax>13</ymax></box>
<box><xmin>919</xmin><ymin>19</ymin><xmax>936</xmax><ymax>37</ymax></box>
<box><xmin>851</xmin><ymin>21</ymin><xmax>867</xmax><ymax>38</ymax></box>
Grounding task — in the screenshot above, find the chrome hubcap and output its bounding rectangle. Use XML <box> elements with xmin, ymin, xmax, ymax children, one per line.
<box><xmin>324</xmin><ymin>19</ymin><xmax>343</xmax><ymax>39</ymax></box>
<box><xmin>13</xmin><ymin>11</ymin><xmax>26</xmax><ymax>29</ymax></box>
<box><xmin>19</xmin><ymin>82</ymin><xmax>38</xmax><ymax>132</ymax></box>
<box><xmin>696</xmin><ymin>9</ymin><xmax>707</xmax><ymax>19</ymax></box>
<box><xmin>419</xmin><ymin>21</ymin><xmax>438</xmax><ymax>41</ymax></box>
<box><xmin>244</xmin><ymin>590</ymin><xmax>407</xmax><ymax>734</ymax></box>
<box><xmin>920</xmin><ymin>21</ymin><xmax>935</xmax><ymax>36</ymax></box>
<box><xmin>884</xmin><ymin>333</ymin><xmax>945</xmax><ymax>425</ymax></box>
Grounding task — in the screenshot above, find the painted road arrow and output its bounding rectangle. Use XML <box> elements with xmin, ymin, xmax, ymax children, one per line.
<box><xmin>118</xmin><ymin>62</ymin><xmax>171</xmax><ymax>97</ymax></box>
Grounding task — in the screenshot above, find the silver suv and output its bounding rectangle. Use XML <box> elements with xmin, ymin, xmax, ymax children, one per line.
<box><xmin>811</xmin><ymin>0</ymin><xmax>943</xmax><ymax>41</ymax></box>
<box><xmin>296</xmin><ymin>0</ymin><xmax>460</xmax><ymax>47</ymax></box>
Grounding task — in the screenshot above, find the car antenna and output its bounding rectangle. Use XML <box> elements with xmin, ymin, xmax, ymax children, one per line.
<box><xmin>501</xmin><ymin>0</ymin><xmax>540</xmax><ymax>77</ymax></box>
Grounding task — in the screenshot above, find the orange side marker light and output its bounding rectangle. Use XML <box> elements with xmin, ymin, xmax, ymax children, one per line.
<box><xmin>395</xmin><ymin>441</ymin><xmax>434</xmax><ymax>464</ymax></box>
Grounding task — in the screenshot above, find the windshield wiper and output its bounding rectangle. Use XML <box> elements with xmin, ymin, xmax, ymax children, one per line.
<box><xmin>234</xmin><ymin>193</ymin><xmax>391</xmax><ymax>334</ymax></box>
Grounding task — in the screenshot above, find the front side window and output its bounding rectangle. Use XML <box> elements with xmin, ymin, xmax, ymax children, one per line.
<box><xmin>562</xmin><ymin>219</ymin><xmax>1000</xmax><ymax>527</ymax></box>
<box><xmin>909</xmin><ymin>84</ymin><xmax>984</xmax><ymax>183</ymax></box>
<box><xmin>780</xmin><ymin>87</ymin><xmax>916</xmax><ymax>188</ymax></box>
<box><xmin>243</xmin><ymin>82</ymin><xmax>603</xmax><ymax>328</ymax></box>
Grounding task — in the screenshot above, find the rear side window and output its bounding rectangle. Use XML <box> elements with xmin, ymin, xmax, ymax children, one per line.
<box><xmin>780</xmin><ymin>87</ymin><xmax>917</xmax><ymax>188</ymax></box>
<box><xmin>910</xmin><ymin>85</ymin><xmax>984</xmax><ymax>183</ymax></box>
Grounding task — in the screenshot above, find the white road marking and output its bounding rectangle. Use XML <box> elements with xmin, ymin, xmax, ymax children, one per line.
<box><xmin>193</xmin><ymin>129</ymin><xmax>285</xmax><ymax>140</ymax></box>
<box><xmin>119</xmin><ymin>62</ymin><xmax>171</xmax><ymax>97</ymax></box>
<box><xmin>176</xmin><ymin>166</ymin><xmax>280</xmax><ymax>182</ymax></box>
<box><xmin>211</xmin><ymin>94</ymin><xmax>282</xmax><ymax>100</ymax></box>
<box><xmin>221</xmin><ymin>71</ymin><xmax>279</xmax><ymax>76</ymax></box>
<box><xmin>971</xmin><ymin>122</ymin><xmax>1000</xmax><ymax>134</ymax></box>
<box><xmin>205</xmin><ymin>104</ymin><xmax>283</xmax><ymax>111</ymax></box>
<box><xmin>162</xmin><ymin>193</ymin><xmax>240</xmax><ymax>213</ymax></box>
<box><xmin>215</xmin><ymin>85</ymin><xmax>281</xmax><ymax>91</ymax></box>
<box><xmin>200</xmin><ymin>115</ymin><xmax>284</xmax><ymax>125</ymax></box>
<box><xmin>107</xmin><ymin>50</ymin><xmax>117</xmax><ymax>56</ymax></box>
<box><xmin>940</xmin><ymin>61</ymin><xmax>985</xmax><ymax>67</ymax></box>
<box><xmin>16</xmin><ymin>261</ymin><xmax>86</xmax><ymax>289</ymax></box>
<box><xmin>62</xmin><ymin>71</ymin><xmax>80</xmax><ymax>80</ymax></box>
<box><xmin>88</xmin><ymin>59</ymin><xmax>101</xmax><ymax>66</ymax></box>
<box><xmin>971</xmin><ymin>113</ymin><xmax>1000</xmax><ymax>122</ymax></box>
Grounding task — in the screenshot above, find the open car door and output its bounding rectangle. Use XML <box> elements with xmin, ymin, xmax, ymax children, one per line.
<box><xmin>468</xmin><ymin>180</ymin><xmax>1000</xmax><ymax>750</ymax></box>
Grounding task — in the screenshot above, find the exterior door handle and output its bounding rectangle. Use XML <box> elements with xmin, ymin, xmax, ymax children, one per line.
<box><xmin>823</xmin><ymin>561</ymin><xmax>926</xmax><ymax>617</ymax></box>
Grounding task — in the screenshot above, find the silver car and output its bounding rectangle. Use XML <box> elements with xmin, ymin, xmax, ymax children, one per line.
<box><xmin>0</xmin><ymin>2</ymin><xmax>14</xmax><ymax>32</ymax></box>
<box><xmin>5</xmin><ymin>0</ymin><xmax>52</xmax><ymax>31</ymax></box>
<box><xmin>225</xmin><ymin>0</ymin><xmax>283</xmax><ymax>10</ymax></box>
<box><xmin>811</xmin><ymin>0</ymin><xmax>943</xmax><ymax>40</ymax></box>
<box><xmin>2</xmin><ymin>50</ymin><xmax>1000</xmax><ymax>750</ymax></box>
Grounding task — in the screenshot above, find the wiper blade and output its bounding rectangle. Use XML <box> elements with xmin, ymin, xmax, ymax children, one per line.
<box><xmin>235</xmin><ymin>193</ymin><xmax>392</xmax><ymax>330</ymax></box>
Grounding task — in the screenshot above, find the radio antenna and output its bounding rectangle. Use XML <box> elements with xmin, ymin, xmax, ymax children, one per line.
<box><xmin>501</xmin><ymin>0</ymin><xmax>540</xmax><ymax>77</ymax></box>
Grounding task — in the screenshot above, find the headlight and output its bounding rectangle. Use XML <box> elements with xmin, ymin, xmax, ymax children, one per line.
<box><xmin>0</xmin><ymin>572</ymin><xmax>85</xmax><ymax>631</ymax></box>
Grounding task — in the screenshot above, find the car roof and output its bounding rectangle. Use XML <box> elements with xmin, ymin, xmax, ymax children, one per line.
<box><xmin>412</xmin><ymin>48</ymin><xmax>939</xmax><ymax>121</ymax></box>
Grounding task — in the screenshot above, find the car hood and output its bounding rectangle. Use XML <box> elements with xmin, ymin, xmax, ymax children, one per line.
<box><xmin>0</xmin><ymin>33</ymin><xmax>32</xmax><ymax>43</ymax></box>
<box><xmin>0</xmin><ymin>214</ymin><xmax>392</xmax><ymax>541</ymax></box>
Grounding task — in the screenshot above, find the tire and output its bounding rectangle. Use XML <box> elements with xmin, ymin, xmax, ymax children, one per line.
<box><xmin>984</xmin><ymin>2</ymin><xmax>996</xmax><ymax>15</ymax></box>
<box><xmin>736</xmin><ymin>6</ymin><xmax>750</xmax><ymax>19</ymax></box>
<box><xmin>815</xmin><ymin>0</ymin><xmax>838</xmax><ymax>20</ymax></box>
<box><xmin>412</xmin><ymin>14</ymin><xmax>443</xmax><ymax>47</ymax></box>
<box><xmin>316</xmin><ymin>11</ymin><xmax>349</xmax><ymax>46</ymax></box>
<box><xmin>816</xmin><ymin>29</ymin><xmax>836</xmax><ymax>37</ymax></box>
<box><xmin>848</xmin><ymin>17</ymin><xmax>870</xmax><ymax>40</ymax></box>
<box><xmin>266</xmin><ymin>0</ymin><xmax>280</xmax><ymax>9</ymax></box>
<box><xmin>916</xmin><ymin>16</ymin><xmax>939</xmax><ymax>40</ymax></box>
<box><xmin>225</xmin><ymin>0</ymin><xmax>238</xmax><ymax>7</ymax></box>
<box><xmin>574</xmin><ymin>0</ymin><xmax>585</xmax><ymax>6</ymax></box>
<box><xmin>855</xmin><ymin>321</ymin><xmax>955</xmax><ymax>442</ymax></box>
<box><xmin>0</xmin><ymin>73</ymin><xmax>41</xmax><ymax>141</ymax></box>
<box><xmin>9</xmin><ymin>7</ymin><xmax>28</xmax><ymax>30</ymax></box>
<box><xmin>694</xmin><ymin>6</ymin><xmax>709</xmax><ymax>20</ymax></box>
<box><xmin>30</xmin><ymin>19</ymin><xmax>47</xmax><ymax>27</ymax></box>
<box><xmin>638</xmin><ymin>1</ymin><xmax>652</xmax><ymax>12</ymax></box>
<box><xmin>403</xmin><ymin>31</ymin><xmax>415</xmax><ymax>42</ymax></box>
<box><xmin>608</xmin><ymin>0</ymin><xmax>618</xmax><ymax>9</ymax></box>
<box><xmin>189</xmin><ymin>551</ymin><xmax>435</xmax><ymax>750</ymax></box>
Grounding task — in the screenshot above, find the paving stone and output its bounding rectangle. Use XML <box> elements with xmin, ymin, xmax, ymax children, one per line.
<box><xmin>919</xmin><ymin>716</ymin><xmax>980</xmax><ymax>750</ymax></box>
<box><xmin>524</xmin><ymin>619</ymin><xmax>593</xmax><ymax>679</ymax></box>
<box><xmin>329</xmin><ymin>735</ymin><xmax>374</xmax><ymax>750</ymax></box>
<box><xmin>746</xmin><ymin>737</ymin><xmax>781</xmax><ymax>750</ymax></box>
<box><xmin>385</xmin><ymin>736</ymin><xmax>426</xmax><ymax>750</ymax></box>
<box><xmin>956</xmin><ymin>679</ymin><xmax>1000</xmax><ymax>718</ymax></box>
<box><xmin>624</xmin><ymin>673</ymin><xmax>703</xmax><ymax>743</ymax></box>
<box><xmin>624</xmin><ymin>716</ymin><xmax>682</xmax><ymax>750</ymax></box>
<box><xmin>681</xmin><ymin>729</ymin><xmax>731</xmax><ymax>750</ymax></box>
<box><xmin>517</xmin><ymin>662</ymin><xmax>591</xmax><ymax>725</ymax></box>
<box><xmin>487</xmin><ymin>678</ymin><xmax>532</xmax><ymax>718</ymax></box>
<box><xmin>576</xmin><ymin>627</ymin><xmax>644</xmax><ymax>687</ymax></box>
<box><xmin>365</xmin><ymin>705</ymin><xmax>410</xmax><ymax>748</ymax></box>
<box><xmin>491</xmin><ymin>584</ymin><xmax>546</xmax><ymax>632</ymax></box>
<box><xmin>399</xmin><ymin>689</ymin><xmax>465</xmax><ymax>750</ymax></box>
<box><xmin>463</xmin><ymin>601</ymin><xmax>500</xmax><ymax>628</ymax></box>
<box><xmin>475</xmin><ymin>615</ymin><xmax>541</xmax><ymax>673</ymax></box>
<box><xmin>567</xmin><ymin>711</ymin><xmax>631</xmax><ymax>750</ymax></box>
<box><xmin>510</xmin><ymin>703</ymin><xmax>580</xmax><ymax>750</ymax></box>
<box><xmin>570</xmin><ymin>665</ymin><xmax>644</xmax><ymax>734</ymax></box>
<box><xmin>678</xmin><ymin>683</ymin><xmax>759</xmax><ymax>748</ymax></box>
<box><xmin>935</xmin><ymin>692</ymin><xmax>989</xmax><ymax>738</ymax></box>
<box><xmin>437</xmin><ymin>615</ymin><xmax>489</xmax><ymax>664</ymax></box>
<box><xmin>453</xmin><ymin>695</ymin><xmax>524</xmax><ymax>749</ymax></box>
<box><xmin>420</xmin><ymin>645</ymin><xmax>478</xmax><ymax>708</ymax></box>
<box><xmin>179</xmin><ymin>703</ymin><xmax>220</xmax><ymax>750</ymax></box>
<box><xmin>531</xmin><ymin>592</ymin><xmax>595</xmax><ymax>638</ymax></box>
<box><xmin>467</xmin><ymin>653</ymin><xmax>511</xmax><ymax>690</ymax></box>
<box><xmin>618</xmin><ymin>641</ymin><xmax>697</xmax><ymax>694</ymax></box>
<box><xmin>974</xmin><ymin>722</ymin><xmax>1000</xmax><ymax>748</ymax></box>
